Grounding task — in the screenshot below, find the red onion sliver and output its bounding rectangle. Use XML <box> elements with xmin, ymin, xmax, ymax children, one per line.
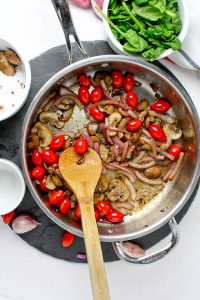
<box><xmin>109</xmin><ymin>163</ymin><xmax>136</xmax><ymax>179</ymax></box>
<box><xmin>140</xmin><ymin>136</ymin><xmax>157</xmax><ymax>157</ymax></box>
<box><xmin>129</xmin><ymin>160</ymin><xmax>155</xmax><ymax>169</ymax></box>
<box><xmin>131</xmin><ymin>151</ymin><xmax>146</xmax><ymax>164</ymax></box>
<box><xmin>114</xmin><ymin>144</ymin><xmax>119</xmax><ymax>158</ymax></box>
<box><xmin>118</xmin><ymin>132</ymin><xmax>124</xmax><ymax>139</ymax></box>
<box><xmin>121</xmin><ymin>141</ymin><xmax>129</xmax><ymax>162</ymax></box>
<box><xmin>163</xmin><ymin>161</ymin><xmax>176</xmax><ymax>182</ymax></box>
<box><xmin>148</xmin><ymin>110</ymin><xmax>176</xmax><ymax>124</ymax></box>
<box><xmin>89</xmin><ymin>100</ymin><xmax>131</xmax><ymax>111</ymax></box>
<box><xmin>76</xmin><ymin>253</ymin><xmax>87</xmax><ymax>260</ymax></box>
<box><xmin>118</xmin><ymin>108</ymin><xmax>129</xmax><ymax>116</ymax></box>
<box><xmin>124</xmin><ymin>178</ymin><xmax>136</xmax><ymax>201</ymax></box>
<box><xmin>128</xmin><ymin>110</ymin><xmax>138</xmax><ymax>119</ymax></box>
<box><xmin>157</xmin><ymin>148</ymin><xmax>175</xmax><ymax>161</ymax></box>
<box><xmin>94</xmin><ymin>142</ymin><xmax>100</xmax><ymax>154</ymax></box>
<box><xmin>100</xmin><ymin>124</ymin><xmax>129</xmax><ymax>134</ymax></box>
<box><xmin>135</xmin><ymin>171</ymin><xmax>163</xmax><ymax>185</ymax></box>
<box><xmin>101</xmin><ymin>165</ymin><xmax>107</xmax><ymax>175</ymax></box>
<box><xmin>82</xmin><ymin>132</ymin><xmax>94</xmax><ymax>148</ymax></box>
<box><xmin>112</xmin><ymin>137</ymin><xmax>124</xmax><ymax>149</ymax></box>
<box><xmin>168</xmin><ymin>152</ymin><xmax>184</xmax><ymax>180</ymax></box>
<box><xmin>105</xmin><ymin>118</ymin><xmax>114</xmax><ymax>145</ymax></box>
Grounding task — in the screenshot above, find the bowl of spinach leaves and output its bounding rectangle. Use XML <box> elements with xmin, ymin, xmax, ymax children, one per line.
<box><xmin>100</xmin><ymin>0</ymin><xmax>189</xmax><ymax>61</ymax></box>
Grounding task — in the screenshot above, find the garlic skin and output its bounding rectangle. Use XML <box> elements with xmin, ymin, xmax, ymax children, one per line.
<box><xmin>121</xmin><ymin>242</ymin><xmax>146</xmax><ymax>258</ymax></box>
<box><xmin>12</xmin><ymin>214</ymin><xmax>41</xmax><ymax>234</ymax></box>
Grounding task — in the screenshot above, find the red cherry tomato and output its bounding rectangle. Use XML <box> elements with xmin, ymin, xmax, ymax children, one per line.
<box><xmin>60</xmin><ymin>198</ymin><xmax>71</xmax><ymax>215</ymax></box>
<box><xmin>39</xmin><ymin>177</ymin><xmax>49</xmax><ymax>192</ymax></box>
<box><xmin>111</xmin><ymin>70</ymin><xmax>123</xmax><ymax>88</ymax></box>
<box><xmin>168</xmin><ymin>144</ymin><xmax>181</xmax><ymax>159</ymax></box>
<box><xmin>75</xmin><ymin>204</ymin><xmax>81</xmax><ymax>218</ymax></box>
<box><xmin>62</xmin><ymin>232</ymin><xmax>75</xmax><ymax>248</ymax></box>
<box><xmin>32</xmin><ymin>166</ymin><xmax>45</xmax><ymax>180</ymax></box>
<box><xmin>78</xmin><ymin>85</ymin><xmax>90</xmax><ymax>105</ymax></box>
<box><xmin>149</xmin><ymin>124</ymin><xmax>166</xmax><ymax>142</ymax></box>
<box><xmin>49</xmin><ymin>190</ymin><xmax>65</xmax><ymax>205</ymax></box>
<box><xmin>42</xmin><ymin>149</ymin><xmax>58</xmax><ymax>165</ymax></box>
<box><xmin>185</xmin><ymin>143</ymin><xmax>195</xmax><ymax>154</ymax></box>
<box><xmin>126</xmin><ymin>91</ymin><xmax>138</xmax><ymax>109</ymax></box>
<box><xmin>127</xmin><ymin>119</ymin><xmax>142</xmax><ymax>132</ymax></box>
<box><xmin>32</xmin><ymin>150</ymin><xmax>43</xmax><ymax>166</ymax></box>
<box><xmin>74</xmin><ymin>138</ymin><xmax>88</xmax><ymax>155</ymax></box>
<box><xmin>150</xmin><ymin>99</ymin><xmax>171</xmax><ymax>113</ymax></box>
<box><xmin>3</xmin><ymin>210</ymin><xmax>15</xmax><ymax>224</ymax></box>
<box><xmin>105</xmin><ymin>210</ymin><xmax>124</xmax><ymax>223</ymax></box>
<box><xmin>78</xmin><ymin>74</ymin><xmax>91</xmax><ymax>88</ymax></box>
<box><xmin>90</xmin><ymin>106</ymin><xmax>105</xmax><ymax>122</ymax></box>
<box><xmin>94</xmin><ymin>207</ymin><xmax>100</xmax><ymax>222</ymax></box>
<box><xmin>90</xmin><ymin>87</ymin><xmax>103</xmax><ymax>103</ymax></box>
<box><xmin>124</xmin><ymin>73</ymin><xmax>135</xmax><ymax>92</ymax></box>
<box><xmin>50</xmin><ymin>135</ymin><xmax>65</xmax><ymax>151</ymax></box>
<box><xmin>96</xmin><ymin>201</ymin><xmax>112</xmax><ymax>216</ymax></box>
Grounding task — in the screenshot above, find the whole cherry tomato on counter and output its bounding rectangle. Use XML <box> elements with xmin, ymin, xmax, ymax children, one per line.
<box><xmin>90</xmin><ymin>87</ymin><xmax>103</xmax><ymax>103</ymax></box>
<box><xmin>126</xmin><ymin>91</ymin><xmax>138</xmax><ymax>109</ymax></box>
<box><xmin>111</xmin><ymin>70</ymin><xmax>123</xmax><ymax>88</ymax></box>
<box><xmin>3</xmin><ymin>210</ymin><xmax>15</xmax><ymax>224</ymax></box>
<box><xmin>78</xmin><ymin>74</ymin><xmax>91</xmax><ymax>89</ymax></box>
<box><xmin>42</xmin><ymin>149</ymin><xmax>59</xmax><ymax>165</ymax></box>
<box><xmin>149</xmin><ymin>124</ymin><xmax>166</xmax><ymax>142</ymax></box>
<box><xmin>105</xmin><ymin>210</ymin><xmax>124</xmax><ymax>223</ymax></box>
<box><xmin>168</xmin><ymin>144</ymin><xmax>182</xmax><ymax>159</ymax></box>
<box><xmin>96</xmin><ymin>201</ymin><xmax>112</xmax><ymax>216</ymax></box>
<box><xmin>90</xmin><ymin>106</ymin><xmax>105</xmax><ymax>122</ymax></box>
<box><xmin>150</xmin><ymin>99</ymin><xmax>171</xmax><ymax>113</ymax></box>
<box><xmin>78</xmin><ymin>86</ymin><xmax>90</xmax><ymax>105</ymax></box>
<box><xmin>127</xmin><ymin>119</ymin><xmax>142</xmax><ymax>132</ymax></box>
<box><xmin>39</xmin><ymin>177</ymin><xmax>49</xmax><ymax>192</ymax></box>
<box><xmin>32</xmin><ymin>150</ymin><xmax>43</xmax><ymax>167</ymax></box>
<box><xmin>74</xmin><ymin>138</ymin><xmax>88</xmax><ymax>155</ymax></box>
<box><xmin>49</xmin><ymin>190</ymin><xmax>65</xmax><ymax>205</ymax></box>
<box><xmin>123</xmin><ymin>73</ymin><xmax>135</xmax><ymax>92</ymax></box>
<box><xmin>50</xmin><ymin>135</ymin><xmax>65</xmax><ymax>151</ymax></box>
<box><xmin>32</xmin><ymin>166</ymin><xmax>45</xmax><ymax>180</ymax></box>
<box><xmin>60</xmin><ymin>198</ymin><xmax>71</xmax><ymax>215</ymax></box>
<box><xmin>62</xmin><ymin>231</ymin><xmax>75</xmax><ymax>248</ymax></box>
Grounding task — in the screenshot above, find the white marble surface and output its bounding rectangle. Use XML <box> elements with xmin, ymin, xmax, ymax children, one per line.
<box><xmin>0</xmin><ymin>1</ymin><xmax>200</xmax><ymax>300</ymax></box>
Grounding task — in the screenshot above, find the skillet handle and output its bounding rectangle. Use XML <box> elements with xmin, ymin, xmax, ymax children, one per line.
<box><xmin>51</xmin><ymin>0</ymin><xmax>88</xmax><ymax>65</ymax></box>
<box><xmin>112</xmin><ymin>218</ymin><xmax>179</xmax><ymax>264</ymax></box>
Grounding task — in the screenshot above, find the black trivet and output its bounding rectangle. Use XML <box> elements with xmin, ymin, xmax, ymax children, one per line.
<box><xmin>0</xmin><ymin>41</ymin><xmax>199</xmax><ymax>263</ymax></box>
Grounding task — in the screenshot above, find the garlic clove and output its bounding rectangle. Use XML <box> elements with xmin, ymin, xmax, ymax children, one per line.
<box><xmin>12</xmin><ymin>214</ymin><xmax>41</xmax><ymax>234</ymax></box>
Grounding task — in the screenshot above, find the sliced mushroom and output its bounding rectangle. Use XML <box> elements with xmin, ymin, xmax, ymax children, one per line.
<box><xmin>27</xmin><ymin>134</ymin><xmax>39</xmax><ymax>150</ymax></box>
<box><xmin>64</xmin><ymin>140</ymin><xmax>71</xmax><ymax>149</ymax></box>
<box><xmin>93</xmin><ymin>71</ymin><xmax>110</xmax><ymax>87</ymax></box>
<box><xmin>99</xmin><ymin>144</ymin><xmax>109</xmax><ymax>162</ymax></box>
<box><xmin>107</xmin><ymin>179</ymin><xmax>130</xmax><ymax>202</ymax></box>
<box><xmin>39</xmin><ymin>111</ymin><xmax>64</xmax><ymax>129</ymax></box>
<box><xmin>52</xmin><ymin>175</ymin><xmax>63</xmax><ymax>187</ymax></box>
<box><xmin>96</xmin><ymin>133</ymin><xmax>107</xmax><ymax>144</ymax></box>
<box><xmin>34</xmin><ymin>122</ymin><xmax>52</xmax><ymax>147</ymax></box>
<box><xmin>118</xmin><ymin>119</ymin><xmax>128</xmax><ymax>129</ymax></box>
<box><xmin>143</xmin><ymin>116</ymin><xmax>155</xmax><ymax>129</ymax></box>
<box><xmin>58</xmin><ymin>107</ymin><xmax>74</xmax><ymax>122</ymax></box>
<box><xmin>108</xmin><ymin>112</ymin><xmax>122</xmax><ymax>136</ymax></box>
<box><xmin>0</xmin><ymin>51</ymin><xmax>15</xmax><ymax>76</ymax></box>
<box><xmin>163</xmin><ymin>123</ymin><xmax>182</xmax><ymax>140</ymax></box>
<box><xmin>90</xmin><ymin>136</ymin><xmax>101</xmax><ymax>143</ymax></box>
<box><xmin>54</xmin><ymin>96</ymin><xmax>75</xmax><ymax>110</ymax></box>
<box><xmin>131</xmin><ymin>131</ymin><xmax>141</xmax><ymax>143</ymax></box>
<box><xmin>110</xmin><ymin>203</ymin><xmax>128</xmax><ymax>215</ymax></box>
<box><xmin>144</xmin><ymin>166</ymin><xmax>161</xmax><ymax>179</ymax></box>
<box><xmin>45</xmin><ymin>175</ymin><xmax>56</xmax><ymax>190</ymax></box>
<box><xmin>138</xmin><ymin>110</ymin><xmax>148</xmax><ymax>121</ymax></box>
<box><xmin>140</xmin><ymin>99</ymin><xmax>149</xmax><ymax>110</ymax></box>
<box><xmin>5</xmin><ymin>49</ymin><xmax>21</xmax><ymax>66</ymax></box>
<box><xmin>87</xmin><ymin>122</ymin><xmax>99</xmax><ymax>135</ymax></box>
<box><xmin>102</xmin><ymin>105</ymin><xmax>115</xmax><ymax>115</ymax></box>
<box><xmin>95</xmin><ymin>176</ymin><xmax>109</xmax><ymax>193</ymax></box>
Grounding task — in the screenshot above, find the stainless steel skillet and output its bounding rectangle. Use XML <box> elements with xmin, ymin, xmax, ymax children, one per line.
<box><xmin>21</xmin><ymin>0</ymin><xmax>200</xmax><ymax>264</ymax></box>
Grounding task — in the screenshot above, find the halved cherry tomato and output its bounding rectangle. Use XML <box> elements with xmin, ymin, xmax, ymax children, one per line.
<box><xmin>74</xmin><ymin>138</ymin><xmax>88</xmax><ymax>155</ymax></box>
<box><xmin>168</xmin><ymin>144</ymin><xmax>181</xmax><ymax>159</ymax></box>
<box><xmin>185</xmin><ymin>143</ymin><xmax>195</xmax><ymax>154</ymax></box>
<box><xmin>149</xmin><ymin>124</ymin><xmax>166</xmax><ymax>142</ymax></box>
<box><xmin>62</xmin><ymin>231</ymin><xmax>75</xmax><ymax>248</ymax></box>
<box><xmin>90</xmin><ymin>87</ymin><xmax>103</xmax><ymax>103</ymax></box>
<box><xmin>126</xmin><ymin>91</ymin><xmax>138</xmax><ymax>109</ymax></box>
<box><xmin>75</xmin><ymin>204</ymin><xmax>81</xmax><ymax>218</ymax></box>
<box><xmin>42</xmin><ymin>149</ymin><xmax>59</xmax><ymax>165</ymax></box>
<box><xmin>78</xmin><ymin>86</ymin><xmax>90</xmax><ymax>105</ymax></box>
<box><xmin>50</xmin><ymin>135</ymin><xmax>65</xmax><ymax>151</ymax></box>
<box><xmin>60</xmin><ymin>198</ymin><xmax>71</xmax><ymax>215</ymax></box>
<box><xmin>127</xmin><ymin>119</ymin><xmax>142</xmax><ymax>132</ymax></box>
<box><xmin>150</xmin><ymin>99</ymin><xmax>171</xmax><ymax>113</ymax></box>
<box><xmin>32</xmin><ymin>166</ymin><xmax>45</xmax><ymax>180</ymax></box>
<box><xmin>39</xmin><ymin>177</ymin><xmax>49</xmax><ymax>192</ymax></box>
<box><xmin>90</xmin><ymin>106</ymin><xmax>105</xmax><ymax>122</ymax></box>
<box><xmin>78</xmin><ymin>74</ymin><xmax>91</xmax><ymax>89</ymax></box>
<box><xmin>3</xmin><ymin>210</ymin><xmax>15</xmax><ymax>224</ymax></box>
<box><xmin>94</xmin><ymin>207</ymin><xmax>100</xmax><ymax>222</ymax></box>
<box><xmin>49</xmin><ymin>190</ymin><xmax>65</xmax><ymax>205</ymax></box>
<box><xmin>111</xmin><ymin>70</ymin><xmax>123</xmax><ymax>88</ymax></box>
<box><xmin>96</xmin><ymin>201</ymin><xmax>112</xmax><ymax>216</ymax></box>
<box><xmin>124</xmin><ymin>73</ymin><xmax>135</xmax><ymax>92</ymax></box>
<box><xmin>32</xmin><ymin>150</ymin><xmax>43</xmax><ymax>167</ymax></box>
<box><xmin>105</xmin><ymin>210</ymin><xmax>124</xmax><ymax>223</ymax></box>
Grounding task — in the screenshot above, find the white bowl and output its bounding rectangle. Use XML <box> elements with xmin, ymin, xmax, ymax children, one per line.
<box><xmin>102</xmin><ymin>0</ymin><xmax>189</xmax><ymax>60</ymax></box>
<box><xmin>0</xmin><ymin>159</ymin><xmax>26</xmax><ymax>215</ymax></box>
<box><xmin>0</xmin><ymin>38</ymin><xmax>31</xmax><ymax>121</ymax></box>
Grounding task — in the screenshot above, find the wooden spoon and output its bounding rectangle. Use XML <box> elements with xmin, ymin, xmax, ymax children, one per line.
<box><xmin>59</xmin><ymin>147</ymin><xmax>110</xmax><ymax>300</ymax></box>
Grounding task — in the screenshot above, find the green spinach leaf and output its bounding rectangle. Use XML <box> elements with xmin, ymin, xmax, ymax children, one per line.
<box><xmin>132</xmin><ymin>2</ymin><xmax>163</xmax><ymax>21</ymax></box>
<box><xmin>135</xmin><ymin>0</ymin><xmax>149</xmax><ymax>5</ymax></box>
<box><xmin>149</xmin><ymin>0</ymin><xmax>166</xmax><ymax>13</ymax></box>
<box><xmin>142</xmin><ymin>47</ymin><xmax>165</xmax><ymax>60</ymax></box>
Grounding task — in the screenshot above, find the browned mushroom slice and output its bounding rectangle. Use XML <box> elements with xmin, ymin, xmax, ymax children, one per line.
<box><xmin>95</xmin><ymin>176</ymin><xmax>109</xmax><ymax>193</ymax></box>
<box><xmin>0</xmin><ymin>51</ymin><xmax>15</xmax><ymax>76</ymax></box>
<box><xmin>45</xmin><ymin>175</ymin><xmax>56</xmax><ymax>190</ymax></box>
<box><xmin>34</xmin><ymin>122</ymin><xmax>52</xmax><ymax>147</ymax></box>
<box><xmin>39</xmin><ymin>111</ymin><xmax>64</xmax><ymax>129</ymax></box>
<box><xmin>87</xmin><ymin>122</ymin><xmax>99</xmax><ymax>135</ymax></box>
<box><xmin>107</xmin><ymin>179</ymin><xmax>130</xmax><ymax>202</ymax></box>
<box><xmin>27</xmin><ymin>134</ymin><xmax>39</xmax><ymax>150</ymax></box>
<box><xmin>5</xmin><ymin>49</ymin><xmax>21</xmax><ymax>66</ymax></box>
<box><xmin>108</xmin><ymin>112</ymin><xmax>122</xmax><ymax>136</ymax></box>
<box><xmin>99</xmin><ymin>144</ymin><xmax>109</xmax><ymax>162</ymax></box>
<box><xmin>54</xmin><ymin>96</ymin><xmax>75</xmax><ymax>110</ymax></box>
<box><xmin>59</xmin><ymin>107</ymin><xmax>74</xmax><ymax>122</ymax></box>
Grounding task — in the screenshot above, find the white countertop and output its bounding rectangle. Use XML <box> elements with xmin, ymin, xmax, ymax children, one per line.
<box><xmin>0</xmin><ymin>1</ymin><xmax>200</xmax><ymax>300</ymax></box>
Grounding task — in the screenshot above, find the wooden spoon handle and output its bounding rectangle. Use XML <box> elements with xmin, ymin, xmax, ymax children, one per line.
<box><xmin>79</xmin><ymin>201</ymin><xmax>111</xmax><ymax>300</ymax></box>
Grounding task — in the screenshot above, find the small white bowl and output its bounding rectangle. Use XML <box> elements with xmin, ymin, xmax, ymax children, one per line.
<box><xmin>0</xmin><ymin>38</ymin><xmax>31</xmax><ymax>122</ymax></box>
<box><xmin>102</xmin><ymin>0</ymin><xmax>189</xmax><ymax>60</ymax></box>
<box><xmin>0</xmin><ymin>159</ymin><xmax>26</xmax><ymax>215</ymax></box>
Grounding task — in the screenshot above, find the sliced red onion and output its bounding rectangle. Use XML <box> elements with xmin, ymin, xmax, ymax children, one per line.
<box><xmin>140</xmin><ymin>136</ymin><xmax>157</xmax><ymax>157</ymax></box>
<box><xmin>76</xmin><ymin>252</ymin><xmax>87</xmax><ymax>260</ymax></box>
<box><xmin>93</xmin><ymin>142</ymin><xmax>100</xmax><ymax>154</ymax></box>
<box><xmin>89</xmin><ymin>100</ymin><xmax>131</xmax><ymax>111</ymax></box>
<box><xmin>118</xmin><ymin>108</ymin><xmax>129</xmax><ymax>116</ymax></box>
<box><xmin>139</xmin><ymin>156</ymin><xmax>154</xmax><ymax>163</ymax></box>
<box><xmin>84</xmin><ymin>106</ymin><xmax>90</xmax><ymax>119</ymax></box>
<box><xmin>131</xmin><ymin>151</ymin><xmax>146</xmax><ymax>164</ymax></box>
<box><xmin>155</xmin><ymin>154</ymin><xmax>165</xmax><ymax>160</ymax></box>
<box><xmin>106</xmin><ymin>164</ymin><xmax>136</xmax><ymax>182</ymax></box>
<box><xmin>168</xmin><ymin>152</ymin><xmax>184</xmax><ymax>180</ymax></box>
<box><xmin>121</xmin><ymin>141</ymin><xmax>129</xmax><ymax>162</ymax></box>
<box><xmin>12</xmin><ymin>214</ymin><xmax>41</xmax><ymax>234</ymax></box>
<box><xmin>155</xmin><ymin>158</ymin><xmax>171</xmax><ymax>167</ymax></box>
<box><xmin>118</xmin><ymin>132</ymin><xmax>124</xmax><ymax>139</ymax></box>
<box><xmin>114</xmin><ymin>144</ymin><xmax>119</xmax><ymax>158</ymax></box>
<box><xmin>126</xmin><ymin>145</ymin><xmax>135</xmax><ymax>159</ymax></box>
<box><xmin>117</xmin><ymin>170</ymin><xmax>136</xmax><ymax>183</ymax></box>
<box><xmin>135</xmin><ymin>171</ymin><xmax>163</xmax><ymax>185</ymax></box>
<box><xmin>109</xmin><ymin>163</ymin><xmax>136</xmax><ymax>179</ymax></box>
<box><xmin>124</xmin><ymin>178</ymin><xmax>136</xmax><ymax>201</ymax></box>
<box><xmin>100</xmin><ymin>124</ymin><xmax>129</xmax><ymax>134</ymax></box>
<box><xmin>100</xmin><ymin>79</ymin><xmax>108</xmax><ymax>91</ymax></box>
<box><xmin>105</xmin><ymin>118</ymin><xmax>114</xmax><ymax>145</ymax></box>
<box><xmin>157</xmin><ymin>148</ymin><xmax>175</xmax><ymax>161</ymax></box>
<box><xmin>163</xmin><ymin>161</ymin><xmax>176</xmax><ymax>182</ymax></box>
<box><xmin>129</xmin><ymin>160</ymin><xmax>155</xmax><ymax>169</ymax></box>
<box><xmin>128</xmin><ymin>110</ymin><xmax>138</xmax><ymax>119</ymax></box>
<box><xmin>141</xmin><ymin>128</ymin><xmax>151</xmax><ymax>139</ymax></box>
<box><xmin>148</xmin><ymin>110</ymin><xmax>176</xmax><ymax>124</ymax></box>
<box><xmin>112</xmin><ymin>137</ymin><xmax>124</xmax><ymax>149</ymax></box>
<box><xmin>82</xmin><ymin>132</ymin><xmax>94</xmax><ymax>148</ymax></box>
<box><xmin>101</xmin><ymin>165</ymin><xmax>107</xmax><ymax>175</ymax></box>
<box><xmin>156</xmin><ymin>136</ymin><xmax>172</xmax><ymax>151</ymax></box>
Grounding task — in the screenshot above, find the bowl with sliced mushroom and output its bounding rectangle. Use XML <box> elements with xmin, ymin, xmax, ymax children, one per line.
<box><xmin>0</xmin><ymin>38</ymin><xmax>31</xmax><ymax>121</ymax></box>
